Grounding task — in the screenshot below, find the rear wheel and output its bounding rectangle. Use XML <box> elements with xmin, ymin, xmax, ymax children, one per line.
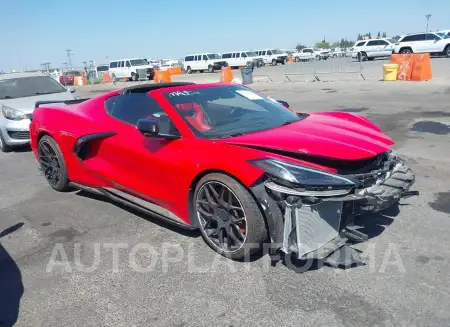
<box><xmin>38</xmin><ymin>135</ymin><xmax>71</xmax><ymax>192</ymax></box>
<box><xmin>271</xmin><ymin>59</ymin><xmax>277</xmax><ymax>66</ymax></box>
<box><xmin>357</xmin><ymin>52</ymin><xmax>367</xmax><ymax>62</ymax></box>
<box><xmin>400</xmin><ymin>47</ymin><xmax>412</xmax><ymax>54</ymax></box>
<box><xmin>131</xmin><ymin>72</ymin><xmax>137</xmax><ymax>81</ymax></box>
<box><xmin>0</xmin><ymin>133</ymin><xmax>13</xmax><ymax>153</ymax></box>
<box><xmin>194</xmin><ymin>173</ymin><xmax>267</xmax><ymax>260</ymax></box>
<box><xmin>208</xmin><ymin>65</ymin><xmax>214</xmax><ymax>73</ymax></box>
<box><xmin>186</xmin><ymin>66</ymin><xmax>192</xmax><ymax>74</ymax></box>
<box><xmin>445</xmin><ymin>45</ymin><xmax>450</xmax><ymax>57</ymax></box>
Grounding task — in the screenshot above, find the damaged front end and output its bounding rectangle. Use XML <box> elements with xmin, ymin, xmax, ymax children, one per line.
<box><xmin>250</xmin><ymin>151</ymin><xmax>416</xmax><ymax>267</ymax></box>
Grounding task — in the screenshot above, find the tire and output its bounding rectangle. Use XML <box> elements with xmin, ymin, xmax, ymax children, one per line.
<box><xmin>400</xmin><ymin>47</ymin><xmax>412</xmax><ymax>54</ymax></box>
<box><xmin>38</xmin><ymin>135</ymin><xmax>71</xmax><ymax>192</ymax></box>
<box><xmin>131</xmin><ymin>73</ymin><xmax>137</xmax><ymax>81</ymax></box>
<box><xmin>315</xmin><ymin>55</ymin><xmax>321</xmax><ymax>61</ymax></box>
<box><xmin>208</xmin><ymin>65</ymin><xmax>214</xmax><ymax>73</ymax></box>
<box><xmin>357</xmin><ymin>52</ymin><xmax>367</xmax><ymax>62</ymax></box>
<box><xmin>295</xmin><ymin>57</ymin><xmax>300</xmax><ymax>62</ymax></box>
<box><xmin>111</xmin><ymin>73</ymin><xmax>117</xmax><ymax>84</ymax></box>
<box><xmin>186</xmin><ymin>66</ymin><xmax>192</xmax><ymax>74</ymax></box>
<box><xmin>0</xmin><ymin>133</ymin><xmax>13</xmax><ymax>153</ymax></box>
<box><xmin>194</xmin><ymin>173</ymin><xmax>267</xmax><ymax>260</ymax></box>
<box><xmin>445</xmin><ymin>45</ymin><xmax>450</xmax><ymax>58</ymax></box>
<box><xmin>271</xmin><ymin>59</ymin><xmax>277</xmax><ymax>66</ymax></box>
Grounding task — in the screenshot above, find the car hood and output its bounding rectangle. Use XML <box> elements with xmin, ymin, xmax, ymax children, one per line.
<box><xmin>218</xmin><ymin>112</ymin><xmax>394</xmax><ymax>160</ymax></box>
<box><xmin>0</xmin><ymin>91</ymin><xmax>76</xmax><ymax>114</ymax></box>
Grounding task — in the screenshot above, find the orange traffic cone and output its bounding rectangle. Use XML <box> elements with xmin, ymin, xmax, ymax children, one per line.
<box><xmin>158</xmin><ymin>70</ymin><xmax>172</xmax><ymax>83</ymax></box>
<box><xmin>220</xmin><ymin>66</ymin><xmax>233</xmax><ymax>83</ymax></box>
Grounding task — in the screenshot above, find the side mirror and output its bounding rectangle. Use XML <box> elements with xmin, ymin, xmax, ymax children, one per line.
<box><xmin>137</xmin><ymin>119</ymin><xmax>159</xmax><ymax>137</ymax></box>
<box><xmin>68</xmin><ymin>87</ymin><xmax>76</xmax><ymax>93</ymax></box>
<box><xmin>277</xmin><ymin>100</ymin><xmax>290</xmax><ymax>108</ymax></box>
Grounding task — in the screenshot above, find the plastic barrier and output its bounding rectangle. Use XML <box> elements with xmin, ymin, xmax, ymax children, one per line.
<box><xmin>101</xmin><ymin>73</ymin><xmax>113</xmax><ymax>84</ymax></box>
<box><xmin>390</xmin><ymin>54</ymin><xmax>432</xmax><ymax>81</ymax></box>
<box><xmin>411</xmin><ymin>53</ymin><xmax>432</xmax><ymax>81</ymax></box>
<box><xmin>167</xmin><ymin>67</ymin><xmax>183</xmax><ymax>75</ymax></box>
<box><xmin>220</xmin><ymin>66</ymin><xmax>233</xmax><ymax>83</ymax></box>
<box><xmin>383</xmin><ymin>64</ymin><xmax>399</xmax><ymax>81</ymax></box>
<box><xmin>154</xmin><ymin>70</ymin><xmax>172</xmax><ymax>83</ymax></box>
<box><xmin>73</xmin><ymin>76</ymin><xmax>87</xmax><ymax>86</ymax></box>
<box><xmin>288</xmin><ymin>57</ymin><xmax>295</xmax><ymax>63</ymax></box>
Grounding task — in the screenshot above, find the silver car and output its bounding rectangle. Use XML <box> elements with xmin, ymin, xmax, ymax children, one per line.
<box><xmin>0</xmin><ymin>72</ymin><xmax>76</xmax><ymax>152</ymax></box>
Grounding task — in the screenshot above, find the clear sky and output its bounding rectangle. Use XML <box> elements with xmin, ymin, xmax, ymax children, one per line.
<box><xmin>1</xmin><ymin>0</ymin><xmax>448</xmax><ymax>71</ymax></box>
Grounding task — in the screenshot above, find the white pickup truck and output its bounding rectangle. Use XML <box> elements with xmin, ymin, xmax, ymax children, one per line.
<box><xmin>292</xmin><ymin>48</ymin><xmax>329</xmax><ymax>61</ymax></box>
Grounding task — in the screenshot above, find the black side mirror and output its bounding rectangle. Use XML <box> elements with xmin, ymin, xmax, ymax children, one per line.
<box><xmin>277</xmin><ymin>100</ymin><xmax>290</xmax><ymax>108</ymax></box>
<box><xmin>137</xmin><ymin>119</ymin><xmax>159</xmax><ymax>136</ymax></box>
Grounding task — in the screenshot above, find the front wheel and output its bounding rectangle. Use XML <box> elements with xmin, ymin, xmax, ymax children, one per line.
<box><xmin>194</xmin><ymin>173</ymin><xmax>267</xmax><ymax>260</ymax></box>
<box><xmin>38</xmin><ymin>135</ymin><xmax>71</xmax><ymax>192</ymax></box>
<box><xmin>271</xmin><ymin>59</ymin><xmax>277</xmax><ymax>66</ymax></box>
<box><xmin>0</xmin><ymin>133</ymin><xmax>13</xmax><ymax>153</ymax></box>
<box><xmin>208</xmin><ymin>65</ymin><xmax>214</xmax><ymax>73</ymax></box>
<box><xmin>186</xmin><ymin>66</ymin><xmax>192</xmax><ymax>74</ymax></box>
<box><xmin>445</xmin><ymin>45</ymin><xmax>450</xmax><ymax>58</ymax></box>
<box><xmin>400</xmin><ymin>48</ymin><xmax>412</xmax><ymax>54</ymax></box>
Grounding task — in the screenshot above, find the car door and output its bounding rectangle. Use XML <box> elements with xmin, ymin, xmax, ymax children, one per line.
<box><xmin>364</xmin><ymin>40</ymin><xmax>379</xmax><ymax>57</ymax></box>
<box><xmin>424</xmin><ymin>33</ymin><xmax>441</xmax><ymax>52</ymax></box>
<box><xmin>85</xmin><ymin>92</ymin><xmax>188</xmax><ymax>222</ymax></box>
<box><xmin>377</xmin><ymin>40</ymin><xmax>393</xmax><ymax>56</ymax></box>
<box><xmin>410</xmin><ymin>34</ymin><xmax>426</xmax><ymax>52</ymax></box>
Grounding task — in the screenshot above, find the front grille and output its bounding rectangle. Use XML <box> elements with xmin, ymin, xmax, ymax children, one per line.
<box><xmin>7</xmin><ymin>131</ymin><xmax>30</xmax><ymax>140</ymax></box>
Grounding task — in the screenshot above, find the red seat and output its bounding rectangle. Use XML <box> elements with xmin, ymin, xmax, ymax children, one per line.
<box><xmin>175</xmin><ymin>103</ymin><xmax>211</xmax><ymax>131</ymax></box>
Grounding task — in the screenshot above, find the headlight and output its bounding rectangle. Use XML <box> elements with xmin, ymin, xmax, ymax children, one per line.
<box><xmin>249</xmin><ymin>158</ymin><xmax>355</xmax><ymax>188</ymax></box>
<box><xmin>1</xmin><ymin>105</ymin><xmax>26</xmax><ymax>121</ymax></box>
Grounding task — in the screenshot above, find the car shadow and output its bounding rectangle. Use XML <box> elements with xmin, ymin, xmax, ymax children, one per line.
<box><xmin>75</xmin><ymin>190</ymin><xmax>200</xmax><ymax>238</ymax></box>
<box><xmin>0</xmin><ymin>223</ymin><xmax>24</xmax><ymax>327</ymax></box>
<box><xmin>11</xmin><ymin>145</ymin><xmax>31</xmax><ymax>153</ymax></box>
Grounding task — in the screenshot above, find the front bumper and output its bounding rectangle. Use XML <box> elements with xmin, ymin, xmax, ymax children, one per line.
<box><xmin>251</xmin><ymin>155</ymin><xmax>416</xmax><ymax>265</ymax></box>
<box><xmin>276</xmin><ymin>56</ymin><xmax>288</xmax><ymax>63</ymax></box>
<box><xmin>0</xmin><ymin>115</ymin><xmax>32</xmax><ymax>146</ymax></box>
<box><xmin>213</xmin><ymin>61</ymin><xmax>228</xmax><ymax>69</ymax></box>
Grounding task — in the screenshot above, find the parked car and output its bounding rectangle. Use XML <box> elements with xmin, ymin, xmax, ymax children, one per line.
<box><xmin>221</xmin><ymin>51</ymin><xmax>264</xmax><ymax>68</ymax></box>
<box><xmin>183</xmin><ymin>54</ymin><xmax>227</xmax><ymax>74</ymax></box>
<box><xmin>0</xmin><ymin>72</ymin><xmax>76</xmax><ymax>152</ymax></box>
<box><xmin>29</xmin><ymin>82</ymin><xmax>415</xmax><ymax>264</ymax></box>
<box><xmin>254</xmin><ymin>49</ymin><xmax>289</xmax><ymax>65</ymax></box>
<box><xmin>393</xmin><ymin>32</ymin><xmax>450</xmax><ymax>57</ymax></box>
<box><xmin>59</xmin><ymin>70</ymin><xmax>82</xmax><ymax>85</ymax></box>
<box><xmin>437</xmin><ymin>29</ymin><xmax>450</xmax><ymax>37</ymax></box>
<box><xmin>108</xmin><ymin>58</ymin><xmax>155</xmax><ymax>82</ymax></box>
<box><xmin>351</xmin><ymin>38</ymin><xmax>397</xmax><ymax>61</ymax></box>
<box><xmin>291</xmin><ymin>48</ymin><xmax>328</xmax><ymax>61</ymax></box>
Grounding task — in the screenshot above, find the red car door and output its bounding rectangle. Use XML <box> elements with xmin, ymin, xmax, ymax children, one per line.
<box><xmin>81</xmin><ymin>92</ymin><xmax>192</xmax><ymax>224</ymax></box>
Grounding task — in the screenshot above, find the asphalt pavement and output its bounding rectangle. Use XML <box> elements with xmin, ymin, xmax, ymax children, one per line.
<box><xmin>1</xmin><ymin>59</ymin><xmax>450</xmax><ymax>327</ymax></box>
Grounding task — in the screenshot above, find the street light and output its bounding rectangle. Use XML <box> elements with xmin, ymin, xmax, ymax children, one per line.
<box><xmin>425</xmin><ymin>14</ymin><xmax>432</xmax><ymax>32</ymax></box>
<box><xmin>65</xmin><ymin>49</ymin><xmax>73</xmax><ymax>69</ymax></box>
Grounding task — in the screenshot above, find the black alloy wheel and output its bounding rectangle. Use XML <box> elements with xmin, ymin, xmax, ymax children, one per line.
<box><xmin>38</xmin><ymin>136</ymin><xmax>71</xmax><ymax>191</ymax></box>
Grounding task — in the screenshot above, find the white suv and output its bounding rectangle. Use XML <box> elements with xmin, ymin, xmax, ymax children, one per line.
<box><xmin>221</xmin><ymin>51</ymin><xmax>264</xmax><ymax>68</ymax></box>
<box><xmin>393</xmin><ymin>32</ymin><xmax>450</xmax><ymax>57</ymax></box>
<box><xmin>351</xmin><ymin>38</ymin><xmax>397</xmax><ymax>61</ymax></box>
<box><xmin>183</xmin><ymin>53</ymin><xmax>228</xmax><ymax>74</ymax></box>
<box><xmin>108</xmin><ymin>58</ymin><xmax>155</xmax><ymax>81</ymax></box>
<box><xmin>255</xmin><ymin>49</ymin><xmax>289</xmax><ymax>65</ymax></box>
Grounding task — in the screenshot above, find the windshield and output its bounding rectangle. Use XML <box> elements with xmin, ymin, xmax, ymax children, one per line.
<box><xmin>271</xmin><ymin>49</ymin><xmax>284</xmax><ymax>54</ymax></box>
<box><xmin>436</xmin><ymin>33</ymin><xmax>450</xmax><ymax>39</ymax></box>
<box><xmin>0</xmin><ymin>76</ymin><xmax>67</xmax><ymax>99</ymax></box>
<box><xmin>245</xmin><ymin>51</ymin><xmax>258</xmax><ymax>57</ymax></box>
<box><xmin>164</xmin><ymin>85</ymin><xmax>304</xmax><ymax>139</ymax></box>
<box><xmin>207</xmin><ymin>53</ymin><xmax>221</xmax><ymax>59</ymax></box>
<box><xmin>97</xmin><ymin>65</ymin><xmax>109</xmax><ymax>72</ymax></box>
<box><xmin>64</xmin><ymin>71</ymin><xmax>81</xmax><ymax>76</ymax></box>
<box><xmin>130</xmin><ymin>59</ymin><xmax>148</xmax><ymax>66</ymax></box>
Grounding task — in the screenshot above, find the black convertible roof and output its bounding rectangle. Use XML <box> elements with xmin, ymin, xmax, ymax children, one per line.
<box><xmin>120</xmin><ymin>82</ymin><xmax>195</xmax><ymax>95</ymax></box>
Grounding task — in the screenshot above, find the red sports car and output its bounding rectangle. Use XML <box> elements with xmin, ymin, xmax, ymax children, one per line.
<box><xmin>30</xmin><ymin>82</ymin><xmax>415</xmax><ymax>265</ymax></box>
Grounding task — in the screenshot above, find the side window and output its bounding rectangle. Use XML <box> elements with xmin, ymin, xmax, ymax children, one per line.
<box><xmin>267</xmin><ymin>50</ymin><xmax>273</xmax><ymax>55</ymax></box>
<box><xmin>120</xmin><ymin>61</ymin><xmax>124</xmax><ymax>67</ymax></box>
<box><xmin>356</xmin><ymin>41</ymin><xmax>366</xmax><ymax>47</ymax></box>
<box><xmin>109</xmin><ymin>94</ymin><xmax>180</xmax><ymax>135</ymax></box>
<box><xmin>262</xmin><ymin>51</ymin><xmax>266</xmax><ymax>55</ymax></box>
<box><xmin>410</xmin><ymin>34</ymin><xmax>425</xmax><ymax>42</ymax></box>
<box><xmin>126</xmin><ymin>61</ymin><xmax>131</xmax><ymax>67</ymax></box>
<box><xmin>447</xmin><ymin>32</ymin><xmax>450</xmax><ymax>36</ymax></box>
<box><xmin>378</xmin><ymin>40</ymin><xmax>388</xmax><ymax>46</ymax></box>
<box><xmin>185</xmin><ymin>56</ymin><xmax>194</xmax><ymax>62</ymax></box>
<box><xmin>235</xmin><ymin>52</ymin><xmax>240</xmax><ymax>58</ymax></box>
<box><xmin>109</xmin><ymin>62</ymin><xmax>117</xmax><ymax>68</ymax></box>
<box><xmin>242</xmin><ymin>52</ymin><xmax>247</xmax><ymax>58</ymax></box>
<box><xmin>202</xmin><ymin>55</ymin><xmax>208</xmax><ymax>60</ymax></box>
<box><xmin>425</xmin><ymin>33</ymin><xmax>439</xmax><ymax>40</ymax></box>
<box><xmin>222</xmin><ymin>53</ymin><xmax>231</xmax><ymax>59</ymax></box>
<box><xmin>105</xmin><ymin>95</ymin><xmax>119</xmax><ymax>115</ymax></box>
<box><xmin>366</xmin><ymin>40</ymin><xmax>378</xmax><ymax>46</ymax></box>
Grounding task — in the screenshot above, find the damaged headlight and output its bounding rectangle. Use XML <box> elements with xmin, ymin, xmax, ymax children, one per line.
<box><xmin>249</xmin><ymin>158</ymin><xmax>355</xmax><ymax>188</ymax></box>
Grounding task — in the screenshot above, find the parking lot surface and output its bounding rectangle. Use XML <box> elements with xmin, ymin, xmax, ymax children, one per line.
<box><xmin>1</xmin><ymin>58</ymin><xmax>450</xmax><ymax>327</ymax></box>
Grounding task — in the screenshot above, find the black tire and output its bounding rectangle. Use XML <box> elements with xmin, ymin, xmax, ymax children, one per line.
<box><xmin>38</xmin><ymin>135</ymin><xmax>71</xmax><ymax>192</ymax></box>
<box><xmin>357</xmin><ymin>52</ymin><xmax>367</xmax><ymax>62</ymax></box>
<box><xmin>131</xmin><ymin>73</ymin><xmax>137</xmax><ymax>81</ymax></box>
<box><xmin>186</xmin><ymin>66</ymin><xmax>192</xmax><ymax>74</ymax></box>
<box><xmin>0</xmin><ymin>133</ymin><xmax>13</xmax><ymax>153</ymax></box>
<box><xmin>208</xmin><ymin>65</ymin><xmax>214</xmax><ymax>73</ymax></box>
<box><xmin>194</xmin><ymin>173</ymin><xmax>267</xmax><ymax>260</ymax></box>
<box><xmin>445</xmin><ymin>45</ymin><xmax>450</xmax><ymax>58</ymax></box>
<box><xmin>111</xmin><ymin>73</ymin><xmax>117</xmax><ymax>84</ymax></box>
<box><xmin>400</xmin><ymin>47</ymin><xmax>412</xmax><ymax>54</ymax></box>
<box><xmin>315</xmin><ymin>55</ymin><xmax>321</xmax><ymax>61</ymax></box>
<box><xmin>271</xmin><ymin>59</ymin><xmax>277</xmax><ymax>66</ymax></box>
<box><xmin>295</xmin><ymin>57</ymin><xmax>300</xmax><ymax>62</ymax></box>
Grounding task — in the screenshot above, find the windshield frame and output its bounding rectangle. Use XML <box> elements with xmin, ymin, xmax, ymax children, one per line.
<box><xmin>0</xmin><ymin>75</ymin><xmax>67</xmax><ymax>99</ymax></box>
<box><xmin>162</xmin><ymin>85</ymin><xmax>304</xmax><ymax>139</ymax></box>
<box><xmin>129</xmin><ymin>59</ymin><xmax>149</xmax><ymax>66</ymax></box>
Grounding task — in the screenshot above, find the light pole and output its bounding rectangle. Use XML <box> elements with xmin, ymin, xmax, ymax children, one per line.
<box><xmin>65</xmin><ymin>49</ymin><xmax>73</xmax><ymax>69</ymax></box>
<box><xmin>425</xmin><ymin>14</ymin><xmax>432</xmax><ymax>32</ymax></box>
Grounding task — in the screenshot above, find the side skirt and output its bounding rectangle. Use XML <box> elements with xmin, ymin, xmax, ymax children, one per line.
<box><xmin>69</xmin><ymin>182</ymin><xmax>196</xmax><ymax>230</ymax></box>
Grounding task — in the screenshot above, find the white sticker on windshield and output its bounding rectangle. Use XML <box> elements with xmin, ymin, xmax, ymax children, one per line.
<box><xmin>235</xmin><ymin>90</ymin><xmax>264</xmax><ymax>100</ymax></box>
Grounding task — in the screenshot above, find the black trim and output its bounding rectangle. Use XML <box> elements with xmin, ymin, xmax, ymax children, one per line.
<box><xmin>120</xmin><ymin>82</ymin><xmax>195</xmax><ymax>95</ymax></box>
<box><xmin>74</xmin><ymin>132</ymin><xmax>117</xmax><ymax>160</ymax></box>
<box><xmin>35</xmin><ymin>98</ymin><xmax>90</xmax><ymax>108</ymax></box>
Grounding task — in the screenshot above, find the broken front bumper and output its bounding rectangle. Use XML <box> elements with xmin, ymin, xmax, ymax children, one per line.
<box><xmin>251</xmin><ymin>158</ymin><xmax>416</xmax><ymax>264</ymax></box>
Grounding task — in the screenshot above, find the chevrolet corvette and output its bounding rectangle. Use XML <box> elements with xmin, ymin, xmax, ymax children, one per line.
<box><xmin>30</xmin><ymin>82</ymin><xmax>416</xmax><ymax>265</ymax></box>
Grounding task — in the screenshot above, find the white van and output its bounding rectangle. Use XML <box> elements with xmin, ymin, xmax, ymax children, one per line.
<box><xmin>183</xmin><ymin>54</ymin><xmax>228</xmax><ymax>74</ymax></box>
<box><xmin>108</xmin><ymin>58</ymin><xmax>156</xmax><ymax>81</ymax></box>
<box><xmin>220</xmin><ymin>51</ymin><xmax>264</xmax><ymax>68</ymax></box>
<box><xmin>255</xmin><ymin>49</ymin><xmax>289</xmax><ymax>65</ymax></box>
